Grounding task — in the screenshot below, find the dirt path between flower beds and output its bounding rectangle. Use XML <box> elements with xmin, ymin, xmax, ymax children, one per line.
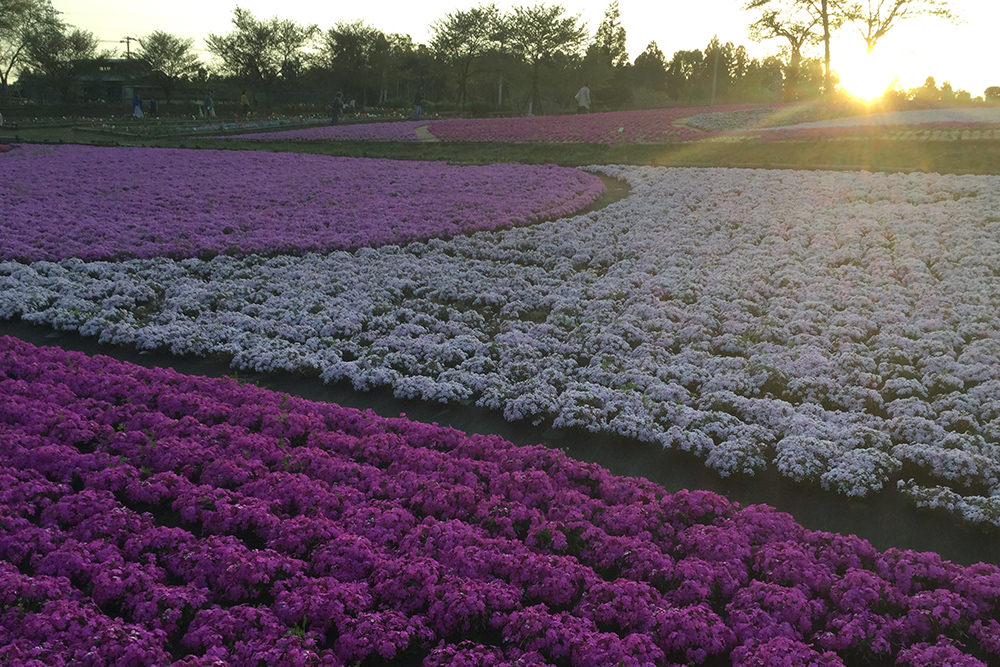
<box><xmin>414</xmin><ymin>124</ymin><xmax>439</xmax><ymax>142</ymax></box>
<box><xmin>3</xmin><ymin>317</ymin><xmax>997</xmax><ymax>567</ymax></box>
<box><xmin>577</xmin><ymin>172</ymin><xmax>630</xmax><ymax>213</ymax></box>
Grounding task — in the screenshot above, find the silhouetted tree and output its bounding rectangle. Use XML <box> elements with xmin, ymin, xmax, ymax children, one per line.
<box><xmin>632</xmin><ymin>41</ymin><xmax>667</xmax><ymax>91</ymax></box>
<box><xmin>847</xmin><ymin>0</ymin><xmax>954</xmax><ymax>53</ymax></box>
<box><xmin>581</xmin><ymin>1</ymin><xmax>630</xmax><ymax>106</ymax></box>
<box><xmin>507</xmin><ymin>3</ymin><xmax>586</xmax><ymax>113</ymax></box>
<box><xmin>0</xmin><ymin>0</ymin><xmax>60</xmax><ymax>95</ymax></box>
<box><xmin>745</xmin><ymin>0</ymin><xmax>819</xmax><ymax>99</ymax></box>
<box><xmin>25</xmin><ymin>25</ymin><xmax>98</xmax><ymax>102</ymax></box>
<box><xmin>206</xmin><ymin>8</ymin><xmax>317</xmax><ymax>98</ymax></box>
<box><xmin>665</xmin><ymin>49</ymin><xmax>703</xmax><ymax>100</ymax></box>
<box><xmin>322</xmin><ymin>20</ymin><xmax>387</xmax><ymax>106</ymax></box>
<box><xmin>138</xmin><ymin>31</ymin><xmax>201</xmax><ymax>101</ymax></box>
<box><xmin>431</xmin><ymin>4</ymin><xmax>501</xmax><ymax>109</ymax></box>
<box><xmin>591</xmin><ymin>1</ymin><xmax>628</xmax><ymax>68</ymax></box>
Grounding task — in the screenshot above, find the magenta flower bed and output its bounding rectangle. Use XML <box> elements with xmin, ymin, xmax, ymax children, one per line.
<box><xmin>232</xmin><ymin>106</ymin><xmax>770</xmax><ymax>145</ymax></box>
<box><xmin>426</xmin><ymin>108</ymin><xmax>726</xmax><ymax>144</ymax></box>
<box><xmin>0</xmin><ymin>145</ymin><xmax>604</xmax><ymax>262</ymax></box>
<box><xmin>225</xmin><ymin>120</ymin><xmax>430</xmax><ymax>141</ymax></box>
<box><xmin>2</xmin><ymin>335</ymin><xmax>1000</xmax><ymax>666</ymax></box>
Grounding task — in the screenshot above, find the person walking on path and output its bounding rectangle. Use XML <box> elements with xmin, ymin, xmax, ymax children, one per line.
<box><xmin>240</xmin><ymin>91</ymin><xmax>250</xmax><ymax>117</ymax></box>
<box><xmin>410</xmin><ymin>89</ymin><xmax>423</xmax><ymax>120</ymax></box>
<box><xmin>574</xmin><ymin>83</ymin><xmax>591</xmax><ymax>113</ymax></box>
<box><xmin>203</xmin><ymin>91</ymin><xmax>215</xmax><ymax>119</ymax></box>
<box><xmin>330</xmin><ymin>92</ymin><xmax>344</xmax><ymax>125</ymax></box>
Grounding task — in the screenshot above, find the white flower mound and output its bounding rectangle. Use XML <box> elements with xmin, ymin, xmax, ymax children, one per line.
<box><xmin>4</xmin><ymin>166</ymin><xmax>1000</xmax><ymax>525</ymax></box>
<box><xmin>766</xmin><ymin>106</ymin><xmax>1000</xmax><ymax>130</ymax></box>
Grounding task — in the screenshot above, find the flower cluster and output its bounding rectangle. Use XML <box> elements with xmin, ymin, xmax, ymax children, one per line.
<box><xmin>0</xmin><ymin>144</ymin><xmax>604</xmax><ymax>261</ymax></box>
<box><xmin>2</xmin><ymin>334</ymin><xmax>999</xmax><ymax>665</ymax></box>
<box><xmin>6</xmin><ymin>165</ymin><xmax>1000</xmax><ymax>525</ymax></box>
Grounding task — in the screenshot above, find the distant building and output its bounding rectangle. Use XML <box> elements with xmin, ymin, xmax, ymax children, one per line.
<box><xmin>17</xmin><ymin>57</ymin><xmax>159</xmax><ymax>104</ymax></box>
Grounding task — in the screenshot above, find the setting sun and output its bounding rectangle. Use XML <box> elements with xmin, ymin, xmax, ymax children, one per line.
<box><xmin>833</xmin><ymin>48</ymin><xmax>900</xmax><ymax>101</ymax></box>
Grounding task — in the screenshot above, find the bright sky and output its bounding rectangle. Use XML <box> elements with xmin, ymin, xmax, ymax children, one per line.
<box><xmin>53</xmin><ymin>0</ymin><xmax>997</xmax><ymax>98</ymax></box>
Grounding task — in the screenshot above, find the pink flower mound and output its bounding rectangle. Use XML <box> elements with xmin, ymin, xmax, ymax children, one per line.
<box><xmin>2</xmin><ymin>335</ymin><xmax>1000</xmax><ymax>666</ymax></box>
<box><xmin>426</xmin><ymin>107</ymin><xmax>754</xmax><ymax>144</ymax></box>
<box><xmin>226</xmin><ymin>120</ymin><xmax>430</xmax><ymax>141</ymax></box>
<box><xmin>0</xmin><ymin>145</ymin><xmax>604</xmax><ymax>262</ymax></box>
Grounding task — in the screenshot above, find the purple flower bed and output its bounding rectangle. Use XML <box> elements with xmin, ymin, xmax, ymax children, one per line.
<box><xmin>425</xmin><ymin>108</ymin><xmax>734</xmax><ymax>144</ymax></box>
<box><xmin>2</xmin><ymin>334</ymin><xmax>1000</xmax><ymax>666</ymax></box>
<box><xmin>0</xmin><ymin>145</ymin><xmax>604</xmax><ymax>262</ymax></box>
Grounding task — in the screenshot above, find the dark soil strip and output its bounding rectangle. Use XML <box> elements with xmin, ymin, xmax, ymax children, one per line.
<box><xmin>2</xmin><ymin>317</ymin><xmax>997</xmax><ymax>567</ymax></box>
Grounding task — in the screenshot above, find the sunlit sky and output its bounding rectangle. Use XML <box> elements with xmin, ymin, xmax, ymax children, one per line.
<box><xmin>54</xmin><ymin>0</ymin><xmax>998</xmax><ymax>98</ymax></box>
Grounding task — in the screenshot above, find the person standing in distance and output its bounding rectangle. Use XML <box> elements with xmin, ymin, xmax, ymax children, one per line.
<box><xmin>574</xmin><ymin>83</ymin><xmax>591</xmax><ymax>112</ymax></box>
<box><xmin>410</xmin><ymin>89</ymin><xmax>423</xmax><ymax>120</ymax></box>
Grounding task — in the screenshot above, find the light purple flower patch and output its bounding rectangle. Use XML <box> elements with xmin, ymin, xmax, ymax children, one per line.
<box><xmin>0</xmin><ymin>144</ymin><xmax>604</xmax><ymax>261</ymax></box>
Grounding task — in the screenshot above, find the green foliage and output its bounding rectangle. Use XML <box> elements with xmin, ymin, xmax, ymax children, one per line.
<box><xmin>591</xmin><ymin>1</ymin><xmax>628</xmax><ymax>69</ymax></box>
<box><xmin>431</xmin><ymin>4</ymin><xmax>503</xmax><ymax>108</ymax></box>
<box><xmin>0</xmin><ymin>0</ymin><xmax>60</xmax><ymax>89</ymax></box>
<box><xmin>206</xmin><ymin>8</ymin><xmax>318</xmax><ymax>87</ymax></box>
<box><xmin>632</xmin><ymin>41</ymin><xmax>666</xmax><ymax>91</ymax></box>
<box><xmin>507</xmin><ymin>3</ymin><xmax>587</xmax><ymax>111</ymax></box>
<box><xmin>138</xmin><ymin>31</ymin><xmax>202</xmax><ymax>101</ymax></box>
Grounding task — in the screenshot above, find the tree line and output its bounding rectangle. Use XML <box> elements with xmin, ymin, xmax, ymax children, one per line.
<box><xmin>1</xmin><ymin>0</ymin><xmax>979</xmax><ymax>114</ymax></box>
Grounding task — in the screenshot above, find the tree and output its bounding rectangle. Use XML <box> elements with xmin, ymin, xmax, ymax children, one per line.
<box><xmin>322</xmin><ymin>20</ymin><xmax>386</xmax><ymax>106</ymax></box>
<box><xmin>744</xmin><ymin>0</ymin><xmax>819</xmax><ymax>99</ymax></box>
<box><xmin>507</xmin><ymin>3</ymin><xmax>586</xmax><ymax>113</ymax></box>
<box><xmin>0</xmin><ymin>0</ymin><xmax>60</xmax><ymax>95</ymax></box>
<box><xmin>431</xmin><ymin>4</ymin><xmax>501</xmax><ymax>110</ymax></box>
<box><xmin>24</xmin><ymin>25</ymin><xmax>98</xmax><ymax>102</ymax></box>
<box><xmin>985</xmin><ymin>86</ymin><xmax>1000</xmax><ymax>102</ymax></box>
<box><xmin>206</xmin><ymin>8</ymin><xmax>317</xmax><ymax>95</ymax></box>
<box><xmin>138</xmin><ymin>31</ymin><xmax>201</xmax><ymax>101</ymax></box>
<box><xmin>632</xmin><ymin>41</ymin><xmax>666</xmax><ymax>91</ymax></box>
<box><xmin>846</xmin><ymin>0</ymin><xmax>954</xmax><ymax>53</ymax></box>
<box><xmin>665</xmin><ymin>49</ymin><xmax>704</xmax><ymax>100</ymax></box>
<box><xmin>591</xmin><ymin>1</ymin><xmax>628</xmax><ymax>68</ymax></box>
<box><xmin>581</xmin><ymin>1</ymin><xmax>630</xmax><ymax>106</ymax></box>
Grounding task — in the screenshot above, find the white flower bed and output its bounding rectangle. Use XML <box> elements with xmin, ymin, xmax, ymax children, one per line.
<box><xmin>4</xmin><ymin>166</ymin><xmax>1000</xmax><ymax>525</ymax></box>
<box><xmin>766</xmin><ymin>106</ymin><xmax>1000</xmax><ymax>130</ymax></box>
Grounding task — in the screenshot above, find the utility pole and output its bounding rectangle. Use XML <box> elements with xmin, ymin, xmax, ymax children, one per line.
<box><xmin>121</xmin><ymin>36</ymin><xmax>138</xmax><ymax>58</ymax></box>
<box><xmin>710</xmin><ymin>47</ymin><xmax>719</xmax><ymax>106</ymax></box>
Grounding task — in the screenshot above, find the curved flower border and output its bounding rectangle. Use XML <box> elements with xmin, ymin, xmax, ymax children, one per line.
<box><xmin>2</xmin><ymin>335</ymin><xmax>999</xmax><ymax>665</ymax></box>
<box><xmin>3</xmin><ymin>165</ymin><xmax>1000</xmax><ymax>526</ymax></box>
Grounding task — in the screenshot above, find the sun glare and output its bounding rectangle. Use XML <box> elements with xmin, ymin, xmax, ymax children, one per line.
<box><xmin>835</xmin><ymin>50</ymin><xmax>899</xmax><ymax>102</ymax></box>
